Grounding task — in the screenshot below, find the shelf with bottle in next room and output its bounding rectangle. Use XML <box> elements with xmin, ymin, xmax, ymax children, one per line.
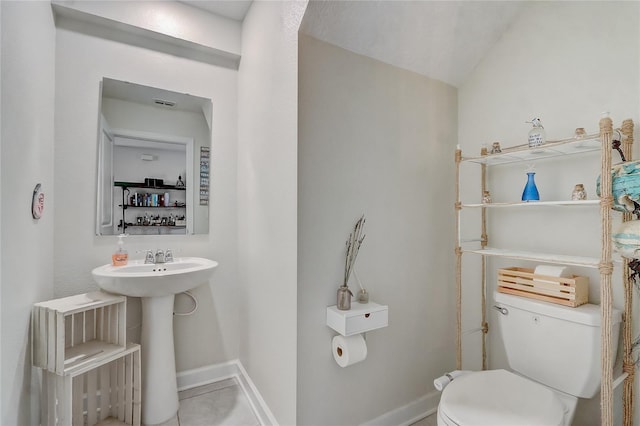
<box><xmin>114</xmin><ymin>181</ymin><xmax>186</xmax><ymax>191</ymax></box>
<box><xmin>119</xmin><ymin>204</ymin><xmax>185</xmax><ymax>209</ymax></box>
<box><xmin>124</xmin><ymin>225</ymin><xmax>186</xmax><ymax>229</ymax></box>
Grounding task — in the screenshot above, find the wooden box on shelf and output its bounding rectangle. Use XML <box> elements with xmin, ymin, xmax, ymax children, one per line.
<box><xmin>497</xmin><ymin>267</ymin><xmax>589</xmax><ymax>308</ymax></box>
<box><xmin>32</xmin><ymin>291</ymin><xmax>126</xmax><ymax>376</ymax></box>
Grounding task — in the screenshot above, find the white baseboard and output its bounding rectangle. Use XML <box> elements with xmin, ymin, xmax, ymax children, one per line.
<box><xmin>360</xmin><ymin>391</ymin><xmax>441</xmax><ymax>426</ymax></box>
<box><xmin>177</xmin><ymin>361</ymin><xmax>439</xmax><ymax>426</ymax></box>
<box><xmin>176</xmin><ymin>360</ymin><xmax>278</xmax><ymax>426</ymax></box>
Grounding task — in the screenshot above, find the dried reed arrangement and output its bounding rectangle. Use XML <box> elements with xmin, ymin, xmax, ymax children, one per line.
<box><xmin>343</xmin><ymin>215</ymin><xmax>366</xmax><ymax>287</ymax></box>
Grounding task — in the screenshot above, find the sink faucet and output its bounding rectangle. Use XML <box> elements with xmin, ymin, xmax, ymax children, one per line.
<box><xmin>142</xmin><ymin>249</ymin><xmax>174</xmax><ymax>264</ymax></box>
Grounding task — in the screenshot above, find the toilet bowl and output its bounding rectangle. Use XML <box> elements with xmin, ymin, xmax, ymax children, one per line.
<box><xmin>435</xmin><ymin>291</ymin><xmax>621</xmax><ymax>426</ymax></box>
<box><xmin>436</xmin><ymin>369</ymin><xmax>576</xmax><ymax>426</ymax></box>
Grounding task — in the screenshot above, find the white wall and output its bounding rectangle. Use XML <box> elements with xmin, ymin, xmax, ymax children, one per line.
<box><xmin>112</xmin><ymin>144</ymin><xmax>186</xmax><ymax>185</ymax></box>
<box><xmin>237</xmin><ymin>1</ymin><xmax>306</xmax><ymax>424</ymax></box>
<box><xmin>0</xmin><ymin>2</ymin><xmax>3</xmax><ymax>419</ymax></box>
<box><xmin>297</xmin><ymin>34</ymin><xmax>458</xmax><ymax>424</ymax></box>
<box><xmin>54</xmin><ymin>12</ymin><xmax>239</xmax><ymax>372</ymax></box>
<box><xmin>458</xmin><ymin>2</ymin><xmax>640</xmax><ymax>425</ymax></box>
<box><xmin>0</xmin><ymin>2</ymin><xmax>56</xmax><ymax>424</ymax></box>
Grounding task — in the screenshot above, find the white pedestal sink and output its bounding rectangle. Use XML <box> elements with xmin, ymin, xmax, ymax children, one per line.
<box><xmin>92</xmin><ymin>257</ymin><xmax>218</xmax><ymax>425</ymax></box>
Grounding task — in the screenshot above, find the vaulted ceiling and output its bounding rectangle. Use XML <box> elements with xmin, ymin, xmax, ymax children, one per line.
<box><xmin>300</xmin><ymin>1</ymin><xmax>526</xmax><ymax>87</ymax></box>
<box><xmin>178</xmin><ymin>0</ymin><xmax>526</xmax><ymax>88</ymax></box>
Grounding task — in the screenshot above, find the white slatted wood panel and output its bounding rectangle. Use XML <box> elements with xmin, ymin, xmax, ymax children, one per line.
<box><xmin>118</xmin><ymin>358</ymin><xmax>125</xmax><ymax>422</ymax></box>
<box><xmin>70</xmin><ymin>313</ymin><xmax>75</xmax><ymax>348</ymax></box>
<box><xmin>46</xmin><ymin>375</ymin><xmax>56</xmax><ymax>426</ymax></box>
<box><xmin>40</xmin><ymin>371</ymin><xmax>48</xmax><ymax>426</ymax></box>
<box><xmin>107</xmin><ymin>305</ymin><xmax>113</xmax><ymax>345</ymax></box>
<box><xmin>118</xmin><ymin>305</ymin><xmax>125</xmax><ymax>347</ymax></box>
<box><xmin>58</xmin><ymin>374</ymin><xmax>72</xmax><ymax>426</ymax></box>
<box><xmin>97</xmin><ymin>307</ymin><xmax>104</xmax><ymax>342</ymax></box>
<box><xmin>35</xmin><ymin>308</ymin><xmax>47</xmax><ymax>370</ymax></box>
<box><xmin>99</xmin><ymin>364</ymin><xmax>110</xmax><ymax>421</ymax></box>
<box><xmin>124</xmin><ymin>353</ymin><xmax>132</xmax><ymax>424</ymax></box>
<box><xmin>56</xmin><ymin>312</ymin><xmax>65</xmax><ymax>374</ymax></box>
<box><xmin>47</xmin><ymin>309</ymin><xmax>56</xmax><ymax>372</ymax></box>
<box><xmin>72</xmin><ymin>375</ymin><xmax>84</xmax><ymax>426</ymax></box>
<box><xmin>110</xmin><ymin>356</ymin><xmax>118</xmax><ymax>419</ymax></box>
<box><xmin>132</xmin><ymin>349</ymin><xmax>141</xmax><ymax>426</ymax></box>
<box><xmin>87</xmin><ymin>368</ymin><xmax>98</xmax><ymax>425</ymax></box>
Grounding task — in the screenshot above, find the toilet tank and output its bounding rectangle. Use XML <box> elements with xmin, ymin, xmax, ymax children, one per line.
<box><xmin>494</xmin><ymin>292</ymin><xmax>621</xmax><ymax>398</ymax></box>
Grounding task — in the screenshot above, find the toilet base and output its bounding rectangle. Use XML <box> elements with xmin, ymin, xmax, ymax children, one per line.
<box><xmin>436</xmin><ymin>406</ymin><xmax>454</xmax><ymax>426</ymax></box>
<box><xmin>436</xmin><ymin>370</ymin><xmax>578</xmax><ymax>426</ymax></box>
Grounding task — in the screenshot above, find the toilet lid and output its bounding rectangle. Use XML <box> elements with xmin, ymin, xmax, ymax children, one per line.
<box><xmin>439</xmin><ymin>370</ymin><xmax>566</xmax><ymax>426</ymax></box>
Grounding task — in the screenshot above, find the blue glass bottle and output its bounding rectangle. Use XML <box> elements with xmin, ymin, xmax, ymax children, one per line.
<box><xmin>522</xmin><ymin>172</ymin><xmax>540</xmax><ymax>201</ymax></box>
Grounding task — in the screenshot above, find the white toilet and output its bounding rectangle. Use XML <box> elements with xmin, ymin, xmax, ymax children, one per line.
<box><xmin>437</xmin><ymin>291</ymin><xmax>621</xmax><ymax>426</ymax></box>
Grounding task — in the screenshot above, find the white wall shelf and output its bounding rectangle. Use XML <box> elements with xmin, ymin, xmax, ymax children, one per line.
<box><xmin>462</xmin><ymin>199</ymin><xmax>600</xmax><ymax>208</ymax></box>
<box><xmin>461</xmin><ymin>135</ymin><xmax>601</xmax><ymax>166</ymax></box>
<box><xmin>462</xmin><ymin>247</ymin><xmax>605</xmax><ymax>268</ymax></box>
<box><xmin>326</xmin><ymin>301</ymin><xmax>388</xmax><ymax>336</ymax></box>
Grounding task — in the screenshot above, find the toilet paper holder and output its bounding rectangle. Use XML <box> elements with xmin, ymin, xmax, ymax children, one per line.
<box><xmin>327</xmin><ymin>301</ymin><xmax>388</xmax><ymax>367</ymax></box>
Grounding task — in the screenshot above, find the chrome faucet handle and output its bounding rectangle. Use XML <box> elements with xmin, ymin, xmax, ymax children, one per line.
<box><xmin>140</xmin><ymin>249</ymin><xmax>155</xmax><ymax>264</ymax></box>
<box><xmin>164</xmin><ymin>249</ymin><xmax>174</xmax><ymax>263</ymax></box>
<box><xmin>155</xmin><ymin>249</ymin><xmax>165</xmax><ymax>264</ymax></box>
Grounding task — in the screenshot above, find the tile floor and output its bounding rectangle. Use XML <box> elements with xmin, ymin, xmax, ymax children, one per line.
<box><xmin>410</xmin><ymin>414</ymin><xmax>437</xmax><ymax>426</ymax></box>
<box><xmin>157</xmin><ymin>378</ymin><xmax>259</xmax><ymax>426</ymax></box>
<box><xmin>155</xmin><ymin>377</ymin><xmax>436</xmax><ymax>426</ymax></box>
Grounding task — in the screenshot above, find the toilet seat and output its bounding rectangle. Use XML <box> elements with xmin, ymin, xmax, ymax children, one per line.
<box><xmin>438</xmin><ymin>370</ymin><xmax>566</xmax><ymax>426</ymax></box>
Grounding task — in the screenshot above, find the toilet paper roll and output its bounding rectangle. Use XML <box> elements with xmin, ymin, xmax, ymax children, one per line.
<box><xmin>534</xmin><ymin>265</ymin><xmax>571</xmax><ymax>284</ymax></box>
<box><xmin>332</xmin><ymin>334</ymin><xmax>367</xmax><ymax>368</ymax></box>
